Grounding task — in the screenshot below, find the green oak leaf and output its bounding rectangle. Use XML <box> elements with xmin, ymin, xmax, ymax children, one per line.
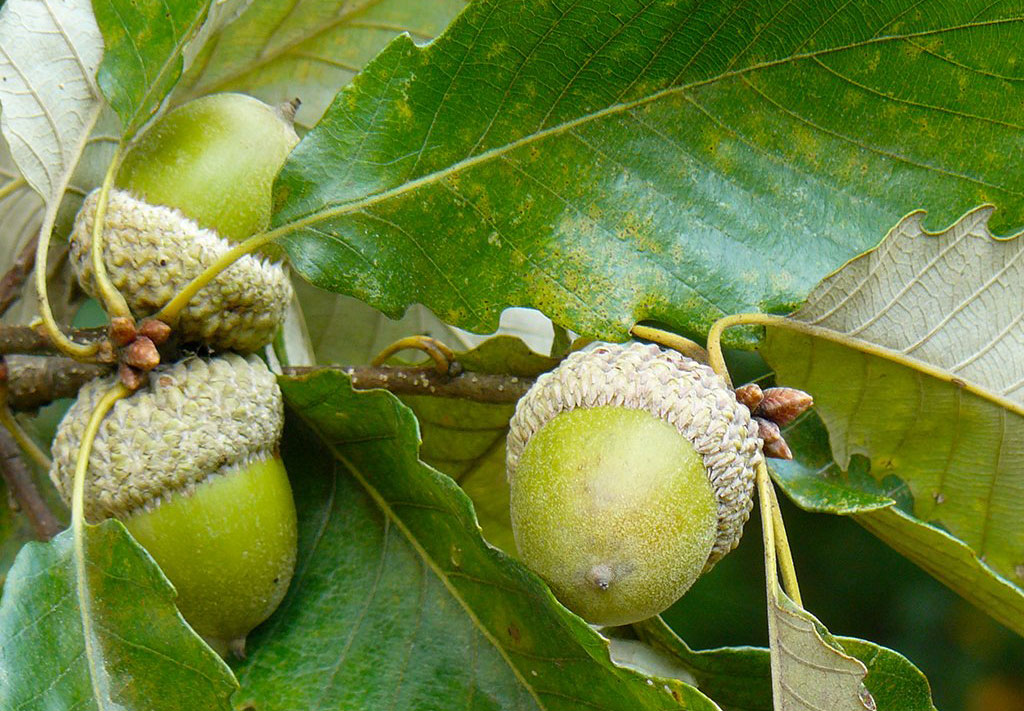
<box><xmin>234</xmin><ymin>369</ymin><xmax>718</xmax><ymax>710</ymax></box>
<box><xmin>635</xmin><ymin>617</ymin><xmax>936</xmax><ymax>711</ymax></box>
<box><xmin>271</xmin><ymin>0</ymin><xmax>1024</xmax><ymax>345</ymax></box>
<box><xmin>0</xmin><ymin>521</ymin><xmax>236</xmax><ymax>710</ymax></box>
<box><xmin>400</xmin><ymin>336</ymin><xmax>558</xmax><ymax>552</ymax></box>
<box><xmin>177</xmin><ymin>0</ymin><xmax>470</xmax><ymax>128</ymax></box>
<box><xmin>761</xmin><ymin>207</ymin><xmax>1024</xmax><ymax>635</ymax></box>
<box><xmin>93</xmin><ymin>0</ymin><xmax>211</xmax><ymax>140</ymax></box>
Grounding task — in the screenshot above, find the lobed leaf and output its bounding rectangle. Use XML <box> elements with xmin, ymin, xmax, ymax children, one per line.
<box><xmin>0</xmin><ymin>522</ymin><xmax>236</xmax><ymax>711</ymax></box>
<box><xmin>272</xmin><ymin>0</ymin><xmax>1024</xmax><ymax>345</ymax></box>
<box><xmin>761</xmin><ymin>207</ymin><xmax>1024</xmax><ymax>633</ymax></box>
<box><xmin>636</xmin><ymin>617</ymin><xmax>937</xmax><ymax>711</ymax></box>
<box><xmin>772</xmin><ymin>413</ymin><xmax>1024</xmax><ymax>637</ymax></box>
<box><xmin>767</xmin><ymin>591</ymin><xmax>871</xmax><ymax>711</ymax></box>
<box><xmin>235</xmin><ymin>369</ymin><xmax>717</xmax><ymax>710</ymax></box>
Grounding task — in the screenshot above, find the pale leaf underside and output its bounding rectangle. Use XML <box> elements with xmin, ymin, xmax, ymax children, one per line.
<box><xmin>763</xmin><ymin>208</ymin><xmax>1024</xmax><ymax>633</ymax></box>
<box><xmin>0</xmin><ymin>0</ymin><xmax>103</xmax><ymax>201</ymax></box>
<box><xmin>770</xmin><ymin>593</ymin><xmax>871</xmax><ymax>711</ymax></box>
<box><xmin>795</xmin><ymin>207</ymin><xmax>1023</xmax><ymax>405</ymax></box>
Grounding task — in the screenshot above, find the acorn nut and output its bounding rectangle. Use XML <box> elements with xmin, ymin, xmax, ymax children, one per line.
<box><xmin>69</xmin><ymin>93</ymin><xmax>299</xmax><ymax>352</ymax></box>
<box><xmin>49</xmin><ymin>353</ymin><xmax>298</xmax><ymax>655</ymax></box>
<box><xmin>506</xmin><ymin>342</ymin><xmax>763</xmax><ymax>626</ymax></box>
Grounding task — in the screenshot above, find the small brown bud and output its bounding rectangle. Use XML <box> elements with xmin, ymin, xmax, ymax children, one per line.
<box><xmin>118</xmin><ymin>363</ymin><xmax>146</xmax><ymax>391</ymax></box>
<box><xmin>755</xmin><ymin>387</ymin><xmax>813</xmax><ymax>426</ymax></box>
<box><xmin>762</xmin><ymin>437</ymin><xmax>793</xmax><ymax>460</ymax></box>
<box><xmin>756</xmin><ymin>417</ymin><xmax>792</xmax><ymax>460</ymax></box>
<box><xmin>734</xmin><ymin>383</ymin><xmax>763</xmax><ymax>411</ymax></box>
<box><xmin>122</xmin><ymin>336</ymin><xmax>160</xmax><ymax>371</ymax></box>
<box><xmin>138</xmin><ymin>318</ymin><xmax>172</xmax><ymax>346</ymax></box>
<box><xmin>95</xmin><ymin>340</ymin><xmax>118</xmax><ymax>364</ymax></box>
<box><xmin>108</xmin><ymin>317</ymin><xmax>137</xmax><ymax>347</ymax></box>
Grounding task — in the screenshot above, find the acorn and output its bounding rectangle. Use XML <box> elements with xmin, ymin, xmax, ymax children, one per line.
<box><xmin>506</xmin><ymin>342</ymin><xmax>763</xmax><ymax>626</ymax></box>
<box><xmin>69</xmin><ymin>93</ymin><xmax>299</xmax><ymax>352</ymax></box>
<box><xmin>49</xmin><ymin>353</ymin><xmax>297</xmax><ymax>655</ymax></box>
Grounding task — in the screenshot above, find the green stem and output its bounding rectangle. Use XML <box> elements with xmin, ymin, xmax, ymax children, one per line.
<box><xmin>768</xmin><ymin>479</ymin><xmax>802</xmax><ymax>606</ymax></box>
<box><xmin>71</xmin><ymin>382</ymin><xmax>129</xmax><ymax>705</ymax></box>
<box><xmin>154</xmin><ymin>229</ymin><xmax>281</xmax><ymax>327</ymax></box>
<box><xmin>88</xmin><ymin>148</ymin><xmax>132</xmax><ymax>319</ymax></box>
<box><xmin>34</xmin><ymin>196</ymin><xmax>101</xmax><ymax>361</ymax></box>
<box><xmin>0</xmin><ymin>405</ymin><xmax>51</xmax><ymax>472</ymax></box>
<box><xmin>629</xmin><ymin>324</ymin><xmax>709</xmax><ymax>363</ymax></box>
<box><xmin>372</xmin><ymin>335</ymin><xmax>455</xmax><ymax>375</ymax></box>
<box><xmin>705</xmin><ymin>313</ymin><xmax>773</xmax><ymax>388</ymax></box>
<box><xmin>756</xmin><ymin>460</ymin><xmax>779</xmax><ymax>604</ymax></box>
<box><xmin>71</xmin><ymin>383</ymin><xmax>128</xmax><ymax>524</ymax></box>
<box><xmin>708</xmin><ymin>319</ymin><xmax>804</xmax><ymax>606</ymax></box>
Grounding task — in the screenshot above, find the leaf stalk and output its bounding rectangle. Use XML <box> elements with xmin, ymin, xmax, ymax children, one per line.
<box><xmin>87</xmin><ymin>147</ymin><xmax>132</xmax><ymax>319</ymax></box>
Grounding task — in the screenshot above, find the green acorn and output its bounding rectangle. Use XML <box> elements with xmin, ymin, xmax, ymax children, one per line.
<box><xmin>117</xmin><ymin>93</ymin><xmax>299</xmax><ymax>244</ymax></box>
<box><xmin>506</xmin><ymin>342</ymin><xmax>762</xmax><ymax>626</ymax></box>
<box><xmin>49</xmin><ymin>354</ymin><xmax>297</xmax><ymax>655</ymax></box>
<box><xmin>69</xmin><ymin>93</ymin><xmax>299</xmax><ymax>353</ymax></box>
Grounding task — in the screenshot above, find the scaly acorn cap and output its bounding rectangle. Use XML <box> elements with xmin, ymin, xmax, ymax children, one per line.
<box><xmin>49</xmin><ymin>353</ymin><xmax>283</xmax><ymax>522</ymax></box>
<box><xmin>507</xmin><ymin>341</ymin><xmax>763</xmax><ymax>569</ymax></box>
<box><xmin>69</xmin><ymin>188</ymin><xmax>293</xmax><ymax>353</ymax></box>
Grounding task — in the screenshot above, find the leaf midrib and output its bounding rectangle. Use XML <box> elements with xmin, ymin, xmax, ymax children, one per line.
<box><xmin>771</xmin><ymin>315</ymin><xmax>1024</xmax><ymax>415</ymax></box>
<box><xmin>107</xmin><ymin>2</ymin><xmax>209</xmax><ymax>141</ymax></box>
<box><xmin>324</xmin><ymin>441</ymin><xmax>550</xmax><ymax>711</ymax></box>
<box><xmin>273</xmin><ymin>15</ymin><xmax>1024</xmax><ymax>240</ymax></box>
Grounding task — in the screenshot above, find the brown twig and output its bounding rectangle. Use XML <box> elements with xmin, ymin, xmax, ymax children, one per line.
<box><xmin>285</xmin><ymin>365</ymin><xmax>534</xmax><ymax>404</ymax></box>
<box><xmin>4</xmin><ymin>356</ymin><xmax>112</xmax><ymax>411</ymax></box>
<box><xmin>0</xmin><ymin>325</ymin><xmax>110</xmax><ymax>358</ymax></box>
<box><xmin>0</xmin><ymin>425</ymin><xmax>62</xmax><ymax>540</ymax></box>
<box><xmin>0</xmin><ymin>234</ymin><xmax>39</xmax><ymax>319</ymax></box>
<box><xmin>0</xmin><ymin>357</ymin><xmax>530</xmax><ymax>411</ymax></box>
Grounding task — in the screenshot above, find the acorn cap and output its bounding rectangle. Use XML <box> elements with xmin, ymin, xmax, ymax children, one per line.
<box><xmin>507</xmin><ymin>342</ymin><xmax>763</xmax><ymax>569</ymax></box>
<box><xmin>49</xmin><ymin>353</ymin><xmax>283</xmax><ymax>522</ymax></box>
<box><xmin>69</xmin><ymin>188</ymin><xmax>293</xmax><ymax>353</ymax></box>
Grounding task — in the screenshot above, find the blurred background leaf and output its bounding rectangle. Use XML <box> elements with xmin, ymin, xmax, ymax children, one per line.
<box><xmin>176</xmin><ymin>0</ymin><xmax>470</xmax><ymax>128</ymax></box>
